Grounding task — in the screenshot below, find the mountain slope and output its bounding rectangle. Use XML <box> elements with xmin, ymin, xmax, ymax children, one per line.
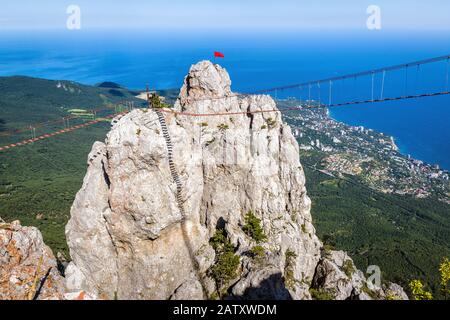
<box><xmin>0</xmin><ymin>76</ymin><xmax>145</xmax><ymax>254</ymax></box>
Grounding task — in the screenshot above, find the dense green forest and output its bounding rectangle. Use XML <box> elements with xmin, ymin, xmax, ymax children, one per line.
<box><xmin>0</xmin><ymin>76</ymin><xmax>448</xmax><ymax>298</ymax></box>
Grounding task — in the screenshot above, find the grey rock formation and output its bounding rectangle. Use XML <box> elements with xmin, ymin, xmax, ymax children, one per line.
<box><xmin>65</xmin><ymin>141</ymin><xmax>118</xmax><ymax>299</ymax></box>
<box><xmin>0</xmin><ymin>219</ymin><xmax>65</xmax><ymax>300</ymax></box>
<box><xmin>311</xmin><ymin>250</ymin><xmax>408</xmax><ymax>300</ymax></box>
<box><xmin>65</xmin><ymin>60</ymin><xmax>406</xmax><ymax>300</ymax></box>
<box><xmin>383</xmin><ymin>283</ymin><xmax>409</xmax><ymax>300</ymax></box>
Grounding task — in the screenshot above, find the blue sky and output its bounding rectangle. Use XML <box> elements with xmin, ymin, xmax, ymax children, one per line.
<box><xmin>1</xmin><ymin>0</ymin><xmax>450</xmax><ymax>31</ymax></box>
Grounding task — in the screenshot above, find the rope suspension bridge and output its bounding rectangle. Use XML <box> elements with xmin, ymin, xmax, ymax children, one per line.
<box><xmin>0</xmin><ymin>54</ymin><xmax>449</xmax><ymax>152</ymax></box>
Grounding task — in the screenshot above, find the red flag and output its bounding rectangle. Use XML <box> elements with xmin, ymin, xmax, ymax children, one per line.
<box><xmin>214</xmin><ymin>51</ymin><xmax>225</xmax><ymax>58</ymax></box>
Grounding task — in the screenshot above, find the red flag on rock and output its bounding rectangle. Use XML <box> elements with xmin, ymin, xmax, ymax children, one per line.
<box><xmin>214</xmin><ymin>51</ymin><xmax>225</xmax><ymax>58</ymax></box>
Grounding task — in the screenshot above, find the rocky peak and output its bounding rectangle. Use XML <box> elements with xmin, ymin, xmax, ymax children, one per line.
<box><xmin>59</xmin><ymin>60</ymin><xmax>407</xmax><ymax>300</ymax></box>
<box><xmin>178</xmin><ymin>60</ymin><xmax>232</xmax><ymax>106</ymax></box>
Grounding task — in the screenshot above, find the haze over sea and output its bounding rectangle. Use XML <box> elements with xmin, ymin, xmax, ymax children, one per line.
<box><xmin>0</xmin><ymin>30</ymin><xmax>449</xmax><ymax>169</ymax></box>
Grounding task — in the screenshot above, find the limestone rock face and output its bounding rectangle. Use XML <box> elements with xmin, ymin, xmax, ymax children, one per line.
<box><xmin>65</xmin><ymin>141</ymin><xmax>118</xmax><ymax>298</ymax></box>
<box><xmin>0</xmin><ymin>219</ymin><xmax>65</xmax><ymax>300</ymax></box>
<box><xmin>65</xmin><ymin>60</ymin><xmax>405</xmax><ymax>300</ymax></box>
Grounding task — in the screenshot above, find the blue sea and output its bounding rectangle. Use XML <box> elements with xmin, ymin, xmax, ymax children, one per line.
<box><xmin>0</xmin><ymin>30</ymin><xmax>449</xmax><ymax>169</ymax></box>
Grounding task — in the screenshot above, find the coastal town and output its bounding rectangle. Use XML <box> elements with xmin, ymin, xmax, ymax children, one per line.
<box><xmin>279</xmin><ymin>100</ymin><xmax>450</xmax><ymax>204</ymax></box>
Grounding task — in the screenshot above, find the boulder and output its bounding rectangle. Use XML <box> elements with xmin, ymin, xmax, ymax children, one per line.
<box><xmin>311</xmin><ymin>250</ymin><xmax>408</xmax><ymax>300</ymax></box>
